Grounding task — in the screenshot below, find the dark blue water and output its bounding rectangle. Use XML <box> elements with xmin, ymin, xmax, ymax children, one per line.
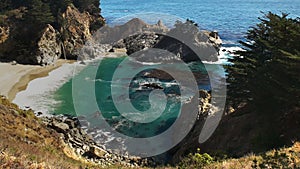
<box><xmin>101</xmin><ymin>0</ymin><xmax>300</xmax><ymax>45</ymax></box>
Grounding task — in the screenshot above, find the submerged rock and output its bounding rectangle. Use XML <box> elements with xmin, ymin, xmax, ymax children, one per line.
<box><xmin>141</xmin><ymin>83</ymin><xmax>164</xmax><ymax>89</ymax></box>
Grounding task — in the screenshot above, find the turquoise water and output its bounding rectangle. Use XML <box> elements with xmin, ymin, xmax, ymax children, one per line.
<box><xmin>101</xmin><ymin>0</ymin><xmax>300</xmax><ymax>45</ymax></box>
<box><xmin>95</xmin><ymin>57</ymin><xmax>181</xmax><ymax>137</ymax></box>
<box><xmin>53</xmin><ymin>57</ymin><xmax>210</xmax><ymax>137</ymax></box>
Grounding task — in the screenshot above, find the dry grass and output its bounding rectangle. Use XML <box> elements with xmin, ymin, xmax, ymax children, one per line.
<box><xmin>0</xmin><ymin>96</ymin><xmax>100</xmax><ymax>169</ymax></box>
<box><xmin>203</xmin><ymin>142</ymin><xmax>300</xmax><ymax>169</ymax></box>
<box><xmin>1</xmin><ymin>96</ymin><xmax>300</xmax><ymax>169</ymax></box>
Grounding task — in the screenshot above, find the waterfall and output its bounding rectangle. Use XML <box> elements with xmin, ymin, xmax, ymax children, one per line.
<box><xmin>61</xmin><ymin>42</ymin><xmax>66</xmax><ymax>60</ymax></box>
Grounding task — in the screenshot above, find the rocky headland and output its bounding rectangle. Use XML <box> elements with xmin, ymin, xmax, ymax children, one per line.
<box><xmin>0</xmin><ymin>1</ymin><xmax>105</xmax><ymax>65</ymax></box>
<box><xmin>91</xmin><ymin>18</ymin><xmax>222</xmax><ymax>63</ymax></box>
<box><xmin>0</xmin><ymin>1</ymin><xmax>222</xmax><ymax>65</ymax></box>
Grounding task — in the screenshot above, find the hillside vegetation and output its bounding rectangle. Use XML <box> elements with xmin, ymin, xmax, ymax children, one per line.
<box><xmin>0</xmin><ymin>0</ymin><xmax>102</xmax><ymax>27</ymax></box>
<box><xmin>0</xmin><ymin>96</ymin><xmax>99</xmax><ymax>168</ymax></box>
<box><xmin>0</xmin><ymin>0</ymin><xmax>104</xmax><ymax>64</ymax></box>
<box><xmin>1</xmin><ymin>95</ymin><xmax>300</xmax><ymax>168</ymax></box>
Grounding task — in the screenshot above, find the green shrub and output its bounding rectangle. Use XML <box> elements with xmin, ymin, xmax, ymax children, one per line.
<box><xmin>179</xmin><ymin>148</ymin><xmax>214</xmax><ymax>169</ymax></box>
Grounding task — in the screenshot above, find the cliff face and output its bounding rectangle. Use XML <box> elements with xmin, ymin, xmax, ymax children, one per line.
<box><xmin>61</xmin><ymin>5</ymin><xmax>103</xmax><ymax>60</ymax></box>
<box><xmin>36</xmin><ymin>24</ymin><xmax>62</xmax><ymax>65</ymax></box>
<box><xmin>0</xmin><ymin>3</ymin><xmax>105</xmax><ymax>65</ymax></box>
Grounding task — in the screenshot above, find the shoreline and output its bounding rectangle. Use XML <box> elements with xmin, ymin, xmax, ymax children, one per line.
<box><xmin>9</xmin><ymin>52</ymin><xmax>124</xmax><ymax>114</ymax></box>
<box><xmin>0</xmin><ymin>59</ymin><xmax>74</xmax><ymax>102</ymax></box>
<box><xmin>12</xmin><ymin>59</ymin><xmax>80</xmax><ymax>114</ymax></box>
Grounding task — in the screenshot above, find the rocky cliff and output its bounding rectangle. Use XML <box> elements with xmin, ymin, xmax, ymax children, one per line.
<box><xmin>36</xmin><ymin>24</ymin><xmax>62</xmax><ymax>65</ymax></box>
<box><xmin>0</xmin><ymin>2</ymin><xmax>105</xmax><ymax>65</ymax></box>
<box><xmin>60</xmin><ymin>5</ymin><xmax>105</xmax><ymax>60</ymax></box>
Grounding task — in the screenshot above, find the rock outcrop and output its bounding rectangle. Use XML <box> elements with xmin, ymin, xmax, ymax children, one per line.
<box><xmin>102</xmin><ymin>19</ymin><xmax>222</xmax><ymax>62</ymax></box>
<box><xmin>95</xmin><ymin>18</ymin><xmax>168</xmax><ymax>45</ymax></box>
<box><xmin>113</xmin><ymin>32</ymin><xmax>162</xmax><ymax>55</ymax></box>
<box><xmin>36</xmin><ymin>24</ymin><xmax>62</xmax><ymax>65</ymax></box>
<box><xmin>0</xmin><ymin>26</ymin><xmax>9</xmax><ymax>44</ymax></box>
<box><xmin>42</xmin><ymin>115</ymin><xmax>156</xmax><ymax>167</ymax></box>
<box><xmin>204</xmin><ymin>30</ymin><xmax>223</xmax><ymax>53</ymax></box>
<box><xmin>167</xmin><ymin>90</ymin><xmax>212</xmax><ymax>163</ymax></box>
<box><xmin>61</xmin><ymin>5</ymin><xmax>103</xmax><ymax>59</ymax></box>
<box><xmin>0</xmin><ymin>4</ymin><xmax>105</xmax><ymax>65</ymax></box>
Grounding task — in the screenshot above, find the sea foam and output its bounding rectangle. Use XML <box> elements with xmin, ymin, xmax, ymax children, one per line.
<box><xmin>202</xmin><ymin>46</ymin><xmax>244</xmax><ymax>65</ymax></box>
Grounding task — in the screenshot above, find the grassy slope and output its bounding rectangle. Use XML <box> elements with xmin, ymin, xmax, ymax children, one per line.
<box><xmin>0</xmin><ymin>96</ymin><xmax>101</xmax><ymax>169</ymax></box>
<box><xmin>177</xmin><ymin>142</ymin><xmax>300</xmax><ymax>169</ymax></box>
<box><xmin>1</xmin><ymin>96</ymin><xmax>300</xmax><ymax>169</ymax></box>
<box><xmin>205</xmin><ymin>142</ymin><xmax>300</xmax><ymax>169</ymax></box>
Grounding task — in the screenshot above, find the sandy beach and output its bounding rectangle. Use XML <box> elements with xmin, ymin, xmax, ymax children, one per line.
<box><xmin>0</xmin><ymin>59</ymin><xmax>74</xmax><ymax>101</ymax></box>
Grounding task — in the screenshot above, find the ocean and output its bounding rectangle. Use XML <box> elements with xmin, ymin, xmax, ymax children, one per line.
<box><xmin>101</xmin><ymin>0</ymin><xmax>300</xmax><ymax>46</ymax></box>
<box><xmin>13</xmin><ymin>0</ymin><xmax>300</xmax><ymax>154</ymax></box>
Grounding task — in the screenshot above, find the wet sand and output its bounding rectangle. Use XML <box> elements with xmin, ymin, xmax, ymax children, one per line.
<box><xmin>0</xmin><ymin>60</ymin><xmax>74</xmax><ymax>101</ymax></box>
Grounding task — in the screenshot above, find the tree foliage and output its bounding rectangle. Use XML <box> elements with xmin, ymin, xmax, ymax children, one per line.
<box><xmin>226</xmin><ymin>12</ymin><xmax>300</xmax><ymax>113</ymax></box>
<box><xmin>73</xmin><ymin>0</ymin><xmax>100</xmax><ymax>14</ymax></box>
<box><xmin>0</xmin><ymin>0</ymin><xmax>13</xmax><ymax>13</ymax></box>
<box><xmin>25</xmin><ymin>0</ymin><xmax>55</xmax><ymax>27</ymax></box>
<box><xmin>0</xmin><ymin>0</ymin><xmax>101</xmax><ymax>23</ymax></box>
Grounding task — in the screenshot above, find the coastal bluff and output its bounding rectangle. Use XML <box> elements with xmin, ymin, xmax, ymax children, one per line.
<box><xmin>0</xmin><ymin>2</ymin><xmax>105</xmax><ymax>65</ymax></box>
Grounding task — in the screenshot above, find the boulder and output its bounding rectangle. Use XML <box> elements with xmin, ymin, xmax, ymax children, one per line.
<box><xmin>154</xmin><ymin>22</ymin><xmax>220</xmax><ymax>62</ymax></box>
<box><xmin>10</xmin><ymin>60</ymin><xmax>17</xmax><ymax>65</ymax></box>
<box><xmin>64</xmin><ymin>118</ymin><xmax>76</xmax><ymax>129</ymax></box>
<box><xmin>43</xmin><ymin>114</ymin><xmax>156</xmax><ymax>167</ymax></box>
<box><xmin>52</xmin><ymin>121</ymin><xmax>69</xmax><ymax>133</ymax></box>
<box><xmin>89</xmin><ymin>146</ymin><xmax>107</xmax><ymax>158</ymax></box>
<box><xmin>199</xmin><ymin>90</ymin><xmax>210</xmax><ymax>99</ymax></box>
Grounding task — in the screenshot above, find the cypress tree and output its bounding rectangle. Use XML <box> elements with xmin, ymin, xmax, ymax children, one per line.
<box><xmin>0</xmin><ymin>0</ymin><xmax>13</xmax><ymax>13</ymax></box>
<box><xmin>25</xmin><ymin>0</ymin><xmax>55</xmax><ymax>28</ymax></box>
<box><xmin>226</xmin><ymin>12</ymin><xmax>300</xmax><ymax>113</ymax></box>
